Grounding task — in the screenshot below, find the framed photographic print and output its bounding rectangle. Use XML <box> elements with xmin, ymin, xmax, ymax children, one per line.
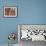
<box><xmin>4</xmin><ymin>6</ymin><xmax>17</xmax><ymax>17</ymax></box>
<box><xmin>18</xmin><ymin>24</ymin><xmax>46</xmax><ymax>42</ymax></box>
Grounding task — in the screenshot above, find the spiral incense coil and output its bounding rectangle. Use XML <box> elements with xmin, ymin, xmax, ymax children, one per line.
<box><xmin>8</xmin><ymin>32</ymin><xmax>16</xmax><ymax>41</ymax></box>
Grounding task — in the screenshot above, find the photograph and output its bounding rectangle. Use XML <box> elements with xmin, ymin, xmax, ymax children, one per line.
<box><xmin>18</xmin><ymin>25</ymin><xmax>46</xmax><ymax>41</ymax></box>
<box><xmin>4</xmin><ymin>7</ymin><xmax>17</xmax><ymax>17</ymax></box>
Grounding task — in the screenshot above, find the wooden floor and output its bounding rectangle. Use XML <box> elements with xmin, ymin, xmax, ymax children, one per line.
<box><xmin>19</xmin><ymin>40</ymin><xmax>46</xmax><ymax>46</ymax></box>
<box><xmin>0</xmin><ymin>40</ymin><xmax>46</xmax><ymax>46</ymax></box>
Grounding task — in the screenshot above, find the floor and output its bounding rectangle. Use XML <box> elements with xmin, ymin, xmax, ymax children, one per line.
<box><xmin>19</xmin><ymin>39</ymin><xmax>46</xmax><ymax>46</ymax></box>
<box><xmin>0</xmin><ymin>40</ymin><xmax>46</xmax><ymax>46</ymax></box>
<box><xmin>0</xmin><ymin>44</ymin><xmax>18</xmax><ymax>46</ymax></box>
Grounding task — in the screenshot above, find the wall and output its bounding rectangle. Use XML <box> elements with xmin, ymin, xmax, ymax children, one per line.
<box><xmin>0</xmin><ymin>0</ymin><xmax>46</xmax><ymax>44</ymax></box>
<box><xmin>0</xmin><ymin>0</ymin><xmax>18</xmax><ymax>44</ymax></box>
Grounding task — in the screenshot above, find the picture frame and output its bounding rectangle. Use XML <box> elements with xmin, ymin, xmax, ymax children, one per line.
<box><xmin>18</xmin><ymin>24</ymin><xmax>46</xmax><ymax>42</ymax></box>
<box><xmin>4</xmin><ymin>6</ymin><xmax>17</xmax><ymax>17</ymax></box>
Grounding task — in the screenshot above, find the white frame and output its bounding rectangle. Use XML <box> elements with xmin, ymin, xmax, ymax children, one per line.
<box><xmin>18</xmin><ymin>25</ymin><xmax>21</xmax><ymax>43</ymax></box>
<box><xmin>18</xmin><ymin>24</ymin><xmax>46</xmax><ymax>42</ymax></box>
<box><xmin>4</xmin><ymin>6</ymin><xmax>17</xmax><ymax>17</ymax></box>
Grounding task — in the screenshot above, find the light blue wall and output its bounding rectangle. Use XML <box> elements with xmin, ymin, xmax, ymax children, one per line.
<box><xmin>0</xmin><ymin>0</ymin><xmax>18</xmax><ymax>44</ymax></box>
<box><xmin>0</xmin><ymin>0</ymin><xmax>46</xmax><ymax>44</ymax></box>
